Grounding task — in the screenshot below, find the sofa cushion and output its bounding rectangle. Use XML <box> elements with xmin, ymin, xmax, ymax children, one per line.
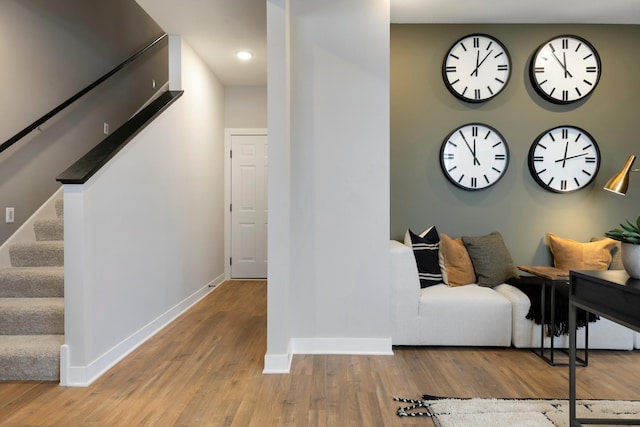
<box><xmin>439</xmin><ymin>233</ymin><xmax>476</xmax><ymax>287</ymax></box>
<box><xmin>406</xmin><ymin>227</ymin><xmax>442</xmax><ymax>288</ymax></box>
<box><xmin>547</xmin><ymin>233</ymin><xmax>617</xmax><ymax>270</ymax></box>
<box><xmin>462</xmin><ymin>231</ymin><xmax>519</xmax><ymax>287</ymax></box>
<box><xmin>418</xmin><ymin>284</ymin><xmax>512</xmax><ymax>346</ymax></box>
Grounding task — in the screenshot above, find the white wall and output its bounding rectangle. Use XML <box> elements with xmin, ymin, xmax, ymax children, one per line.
<box><xmin>265</xmin><ymin>0</ymin><xmax>391</xmax><ymax>372</ymax></box>
<box><xmin>225</xmin><ymin>86</ymin><xmax>267</xmax><ymax>128</ymax></box>
<box><xmin>62</xmin><ymin>38</ymin><xmax>226</xmax><ymax>386</ymax></box>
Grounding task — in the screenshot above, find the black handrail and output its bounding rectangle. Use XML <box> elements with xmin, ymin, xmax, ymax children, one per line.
<box><xmin>56</xmin><ymin>90</ymin><xmax>183</xmax><ymax>185</ymax></box>
<box><xmin>0</xmin><ymin>33</ymin><xmax>168</xmax><ymax>154</ymax></box>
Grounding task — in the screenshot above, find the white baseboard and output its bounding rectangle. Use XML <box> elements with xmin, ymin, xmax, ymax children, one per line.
<box><xmin>60</xmin><ymin>274</ymin><xmax>225</xmax><ymax>387</ymax></box>
<box><xmin>292</xmin><ymin>337</ymin><xmax>393</xmax><ymax>355</ymax></box>
<box><xmin>263</xmin><ymin>347</ymin><xmax>293</xmax><ymax>374</ymax></box>
<box><xmin>262</xmin><ymin>337</ymin><xmax>393</xmax><ymax>374</ymax></box>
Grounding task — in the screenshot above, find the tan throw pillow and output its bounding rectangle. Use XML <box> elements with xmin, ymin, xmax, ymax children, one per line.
<box><xmin>439</xmin><ymin>233</ymin><xmax>476</xmax><ymax>287</ymax></box>
<box><xmin>547</xmin><ymin>233</ymin><xmax>617</xmax><ymax>271</ymax></box>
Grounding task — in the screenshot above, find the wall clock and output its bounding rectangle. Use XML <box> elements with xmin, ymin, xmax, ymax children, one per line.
<box><xmin>442</xmin><ymin>34</ymin><xmax>511</xmax><ymax>103</ymax></box>
<box><xmin>530</xmin><ymin>35</ymin><xmax>601</xmax><ymax>104</ymax></box>
<box><xmin>440</xmin><ymin>123</ymin><xmax>510</xmax><ymax>191</ymax></box>
<box><xmin>528</xmin><ymin>125</ymin><xmax>600</xmax><ymax>193</ymax></box>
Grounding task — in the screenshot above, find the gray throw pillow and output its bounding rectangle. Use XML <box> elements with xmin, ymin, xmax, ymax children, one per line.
<box><xmin>462</xmin><ymin>231</ymin><xmax>519</xmax><ymax>287</ymax></box>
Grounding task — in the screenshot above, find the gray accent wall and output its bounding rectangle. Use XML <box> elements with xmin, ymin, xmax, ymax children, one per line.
<box><xmin>391</xmin><ymin>24</ymin><xmax>640</xmax><ymax>266</ymax></box>
<box><xmin>0</xmin><ymin>0</ymin><xmax>167</xmax><ymax>244</ymax></box>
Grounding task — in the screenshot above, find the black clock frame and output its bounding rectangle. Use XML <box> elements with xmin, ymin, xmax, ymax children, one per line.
<box><xmin>527</xmin><ymin>125</ymin><xmax>601</xmax><ymax>193</ymax></box>
<box><xmin>442</xmin><ymin>33</ymin><xmax>512</xmax><ymax>104</ymax></box>
<box><xmin>440</xmin><ymin>122</ymin><xmax>511</xmax><ymax>191</ymax></box>
<box><xmin>529</xmin><ymin>34</ymin><xmax>602</xmax><ymax>105</ymax></box>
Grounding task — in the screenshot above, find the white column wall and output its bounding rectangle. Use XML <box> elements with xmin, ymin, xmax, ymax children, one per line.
<box><xmin>265</xmin><ymin>0</ymin><xmax>391</xmax><ymax>371</ymax></box>
<box><xmin>62</xmin><ymin>38</ymin><xmax>225</xmax><ymax>386</ymax></box>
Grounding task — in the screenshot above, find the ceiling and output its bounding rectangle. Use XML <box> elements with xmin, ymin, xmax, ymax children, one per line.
<box><xmin>135</xmin><ymin>0</ymin><xmax>640</xmax><ymax>87</ymax></box>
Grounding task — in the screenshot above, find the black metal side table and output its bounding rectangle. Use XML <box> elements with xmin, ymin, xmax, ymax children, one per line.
<box><xmin>518</xmin><ymin>265</ymin><xmax>588</xmax><ymax>366</ymax></box>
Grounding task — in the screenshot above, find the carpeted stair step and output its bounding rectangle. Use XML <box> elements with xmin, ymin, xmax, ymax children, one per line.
<box><xmin>0</xmin><ymin>267</ymin><xmax>64</xmax><ymax>298</ymax></box>
<box><xmin>0</xmin><ymin>298</ymin><xmax>64</xmax><ymax>335</ymax></box>
<box><xmin>9</xmin><ymin>242</ymin><xmax>64</xmax><ymax>267</ymax></box>
<box><xmin>0</xmin><ymin>335</ymin><xmax>63</xmax><ymax>381</ymax></box>
<box><xmin>55</xmin><ymin>199</ymin><xmax>64</xmax><ymax>219</ymax></box>
<box><xmin>34</xmin><ymin>219</ymin><xmax>64</xmax><ymax>241</ymax></box>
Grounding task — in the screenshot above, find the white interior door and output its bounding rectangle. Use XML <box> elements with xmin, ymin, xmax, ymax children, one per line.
<box><xmin>231</xmin><ymin>134</ymin><xmax>268</xmax><ymax>278</ymax></box>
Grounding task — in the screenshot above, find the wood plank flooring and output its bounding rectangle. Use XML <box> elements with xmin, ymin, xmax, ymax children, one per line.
<box><xmin>1</xmin><ymin>280</ymin><xmax>639</xmax><ymax>426</ymax></box>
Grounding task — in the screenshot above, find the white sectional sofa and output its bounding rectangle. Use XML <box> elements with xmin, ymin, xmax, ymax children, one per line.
<box><xmin>390</xmin><ymin>239</ymin><xmax>636</xmax><ymax>349</ymax></box>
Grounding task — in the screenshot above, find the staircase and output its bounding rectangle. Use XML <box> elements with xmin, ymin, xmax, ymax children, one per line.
<box><xmin>0</xmin><ymin>199</ymin><xmax>64</xmax><ymax>381</ymax></box>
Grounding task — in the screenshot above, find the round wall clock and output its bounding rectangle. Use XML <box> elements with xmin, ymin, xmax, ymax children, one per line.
<box><xmin>442</xmin><ymin>34</ymin><xmax>511</xmax><ymax>103</ymax></box>
<box><xmin>530</xmin><ymin>35</ymin><xmax>601</xmax><ymax>104</ymax></box>
<box><xmin>528</xmin><ymin>125</ymin><xmax>601</xmax><ymax>193</ymax></box>
<box><xmin>440</xmin><ymin>123</ymin><xmax>510</xmax><ymax>191</ymax></box>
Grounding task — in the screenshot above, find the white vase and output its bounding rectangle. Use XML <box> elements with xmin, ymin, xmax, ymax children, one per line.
<box><xmin>621</xmin><ymin>243</ymin><xmax>640</xmax><ymax>279</ymax></box>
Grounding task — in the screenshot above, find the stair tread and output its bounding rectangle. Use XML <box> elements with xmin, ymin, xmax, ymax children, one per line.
<box><xmin>0</xmin><ymin>297</ymin><xmax>64</xmax><ymax>309</ymax></box>
<box><xmin>0</xmin><ymin>267</ymin><xmax>64</xmax><ymax>298</ymax></box>
<box><xmin>0</xmin><ymin>335</ymin><xmax>63</xmax><ymax>356</ymax></box>
<box><xmin>11</xmin><ymin>241</ymin><xmax>64</xmax><ymax>249</ymax></box>
<box><xmin>9</xmin><ymin>242</ymin><xmax>64</xmax><ymax>267</ymax></box>
<box><xmin>0</xmin><ymin>266</ymin><xmax>64</xmax><ymax>278</ymax></box>
<box><xmin>33</xmin><ymin>219</ymin><xmax>64</xmax><ymax>242</ymax></box>
<box><xmin>0</xmin><ymin>335</ymin><xmax>62</xmax><ymax>381</ymax></box>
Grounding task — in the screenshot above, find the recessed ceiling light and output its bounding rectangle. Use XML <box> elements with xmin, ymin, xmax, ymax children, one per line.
<box><xmin>236</xmin><ymin>50</ymin><xmax>253</xmax><ymax>61</ymax></box>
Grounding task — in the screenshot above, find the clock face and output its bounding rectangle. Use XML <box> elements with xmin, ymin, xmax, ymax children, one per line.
<box><xmin>440</xmin><ymin>123</ymin><xmax>510</xmax><ymax>191</ymax></box>
<box><xmin>443</xmin><ymin>34</ymin><xmax>511</xmax><ymax>103</ymax></box>
<box><xmin>528</xmin><ymin>126</ymin><xmax>600</xmax><ymax>193</ymax></box>
<box><xmin>530</xmin><ymin>35</ymin><xmax>601</xmax><ymax>104</ymax></box>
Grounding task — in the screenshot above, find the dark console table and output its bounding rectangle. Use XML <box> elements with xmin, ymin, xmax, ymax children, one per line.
<box><xmin>569</xmin><ymin>270</ymin><xmax>640</xmax><ymax>426</ymax></box>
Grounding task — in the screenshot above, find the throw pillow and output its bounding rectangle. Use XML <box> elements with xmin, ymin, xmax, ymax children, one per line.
<box><xmin>407</xmin><ymin>227</ymin><xmax>442</xmax><ymax>288</ymax></box>
<box><xmin>547</xmin><ymin>233</ymin><xmax>617</xmax><ymax>270</ymax></box>
<box><xmin>590</xmin><ymin>236</ymin><xmax>623</xmax><ymax>270</ymax></box>
<box><xmin>438</xmin><ymin>233</ymin><xmax>476</xmax><ymax>287</ymax></box>
<box><xmin>462</xmin><ymin>231</ymin><xmax>519</xmax><ymax>287</ymax></box>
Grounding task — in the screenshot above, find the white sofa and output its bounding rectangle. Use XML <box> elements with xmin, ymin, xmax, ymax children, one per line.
<box><xmin>390</xmin><ymin>239</ymin><xmax>636</xmax><ymax>349</ymax></box>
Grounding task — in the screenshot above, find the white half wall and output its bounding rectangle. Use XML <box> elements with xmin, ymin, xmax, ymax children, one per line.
<box><xmin>264</xmin><ymin>0</ymin><xmax>392</xmax><ymax>373</ymax></box>
<box><xmin>61</xmin><ymin>38</ymin><xmax>226</xmax><ymax>386</ymax></box>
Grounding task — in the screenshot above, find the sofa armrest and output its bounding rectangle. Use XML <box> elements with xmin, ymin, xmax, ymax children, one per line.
<box><xmin>390</xmin><ymin>240</ymin><xmax>421</xmax><ymax>344</ymax></box>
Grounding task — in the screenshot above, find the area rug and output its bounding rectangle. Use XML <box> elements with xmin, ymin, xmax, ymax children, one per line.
<box><xmin>394</xmin><ymin>395</ymin><xmax>640</xmax><ymax>426</ymax></box>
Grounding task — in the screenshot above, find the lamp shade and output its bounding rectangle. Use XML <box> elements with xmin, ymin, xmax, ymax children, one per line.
<box><xmin>604</xmin><ymin>155</ymin><xmax>636</xmax><ymax>195</ymax></box>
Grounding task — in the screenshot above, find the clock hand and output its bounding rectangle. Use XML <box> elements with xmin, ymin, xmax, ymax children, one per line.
<box><xmin>562</xmin><ymin>51</ymin><xmax>571</xmax><ymax>79</ymax></box>
<box><xmin>559</xmin><ymin>141</ymin><xmax>569</xmax><ymax>168</ymax></box>
<box><xmin>554</xmin><ymin>152</ymin><xmax>589</xmax><ymax>162</ymax></box>
<box><xmin>470</xmin><ymin>50</ymin><xmax>494</xmax><ymax>77</ymax></box>
<box><xmin>460</xmin><ymin>131</ymin><xmax>481</xmax><ymax>165</ymax></box>
<box><xmin>471</xmin><ymin>50</ymin><xmax>480</xmax><ymax>76</ymax></box>
<box><xmin>550</xmin><ymin>50</ymin><xmax>573</xmax><ymax>78</ymax></box>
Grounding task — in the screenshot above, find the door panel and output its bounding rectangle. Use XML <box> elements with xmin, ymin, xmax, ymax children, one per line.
<box><xmin>231</xmin><ymin>134</ymin><xmax>268</xmax><ymax>278</ymax></box>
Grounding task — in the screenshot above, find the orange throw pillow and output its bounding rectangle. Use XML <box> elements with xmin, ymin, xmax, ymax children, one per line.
<box><xmin>547</xmin><ymin>232</ymin><xmax>617</xmax><ymax>271</ymax></box>
<box><xmin>439</xmin><ymin>233</ymin><xmax>476</xmax><ymax>287</ymax></box>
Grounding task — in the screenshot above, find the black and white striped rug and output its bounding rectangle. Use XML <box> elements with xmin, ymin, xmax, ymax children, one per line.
<box><xmin>394</xmin><ymin>395</ymin><xmax>640</xmax><ymax>426</ymax></box>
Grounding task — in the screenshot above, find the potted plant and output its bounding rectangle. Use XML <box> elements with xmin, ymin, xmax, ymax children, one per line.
<box><xmin>605</xmin><ymin>216</ymin><xmax>640</xmax><ymax>279</ymax></box>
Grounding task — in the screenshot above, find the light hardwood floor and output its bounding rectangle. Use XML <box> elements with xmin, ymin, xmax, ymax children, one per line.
<box><xmin>1</xmin><ymin>280</ymin><xmax>640</xmax><ymax>426</ymax></box>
